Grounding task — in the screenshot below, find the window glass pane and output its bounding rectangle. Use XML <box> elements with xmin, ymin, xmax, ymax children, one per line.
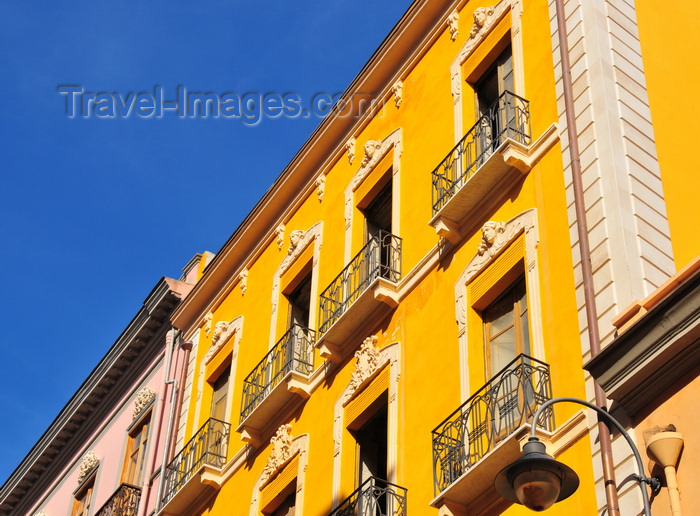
<box><xmin>72</xmin><ymin>482</ymin><xmax>93</xmax><ymax>516</ymax></box>
<box><xmin>490</xmin><ymin>326</ymin><xmax>516</xmax><ymax>373</ymax></box>
<box><xmin>486</xmin><ymin>295</ymin><xmax>515</xmax><ymax>336</ymax></box>
<box><xmin>123</xmin><ymin>414</ymin><xmax>151</xmax><ymax>485</ymax></box>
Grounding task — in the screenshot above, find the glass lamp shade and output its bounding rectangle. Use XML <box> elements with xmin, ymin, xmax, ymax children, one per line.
<box><xmin>495</xmin><ymin>437</ymin><xmax>579</xmax><ymax>511</ymax></box>
<box><xmin>513</xmin><ymin>468</ymin><xmax>561</xmax><ymax>511</ymax></box>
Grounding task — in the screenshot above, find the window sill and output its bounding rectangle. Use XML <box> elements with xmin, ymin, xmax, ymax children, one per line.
<box><xmin>237</xmin><ymin>370</ymin><xmax>312</xmax><ymax>448</ymax></box>
<box><xmin>159</xmin><ymin>463</ymin><xmax>224</xmax><ymax>516</ymax></box>
<box><xmin>430</xmin><ymin>123</ymin><xmax>558</xmax><ymax>244</ymax></box>
<box><xmin>317</xmin><ymin>277</ymin><xmax>399</xmax><ymax>364</ymax></box>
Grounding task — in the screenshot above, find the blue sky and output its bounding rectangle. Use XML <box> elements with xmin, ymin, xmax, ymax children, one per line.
<box><xmin>0</xmin><ymin>0</ymin><xmax>412</xmax><ymax>484</ymax></box>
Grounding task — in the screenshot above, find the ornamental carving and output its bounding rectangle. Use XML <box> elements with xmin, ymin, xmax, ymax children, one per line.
<box><xmin>348</xmin><ymin>336</ymin><xmax>381</xmax><ymax>393</ymax></box>
<box><xmin>202</xmin><ymin>311</ymin><xmax>214</xmax><ymax>338</ymax></box>
<box><xmin>77</xmin><ymin>451</ymin><xmax>99</xmax><ymax>483</ymax></box>
<box><xmin>345</xmin><ymin>137</ymin><xmax>356</xmax><ymax>164</ymax></box>
<box><xmin>288</xmin><ymin>230</ymin><xmax>305</xmax><ymax>255</ymax></box>
<box><xmin>391</xmin><ymin>80</ymin><xmax>403</xmax><ymax>108</ymax></box>
<box><xmin>448</xmin><ymin>10</ymin><xmax>459</xmax><ymax>41</ymax></box>
<box><xmin>465</xmin><ymin>1</ymin><xmax>507</xmax><ymax>58</ymax></box>
<box><xmin>451</xmin><ymin>0</ymin><xmax>508</xmax><ymax>102</ymax></box>
<box><xmin>239</xmin><ymin>268</ymin><xmax>248</xmax><ymax>294</ymax></box>
<box><xmin>211</xmin><ymin>320</ymin><xmax>230</xmax><ymax>346</ymax></box>
<box><xmin>132</xmin><ymin>386</ymin><xmax>156</xmax><ymax>420</ymax></box>
<box><xmin>316</xmin><ymin>174</ymin><xmax>326</xmax><ymax>201</ymax></box>
<box><xmin>455</xmin><ymin>209</ymin><xmax>538</xmax><ymax>325</ymax></box>
<box><xmin>205</xmin><ymin>319</ymin><xmax>239</xmax><ymax>364</ymax></box>
<box><xmin>477</xmin><ymin>221</ymin><xmax>507</xmax><ymax>256</ymax></box>
<box><xmin>361</xmin><ymin>140</ymin><xmax>382</xmax><ymax>167</ymax></box>
<box><xmin>275</xmin><ymin>224</ymin><xmax>286</xmax><ymax>250</ymax></box>
<box><xmin>345</xmin><ymin>129</ymin><xmax>402</xmax><ymax>226</ymax></box>
<box><xmin>259</xmin><ymin>424</ymin><xmax>294</xmax><ymax>484</ymax></box>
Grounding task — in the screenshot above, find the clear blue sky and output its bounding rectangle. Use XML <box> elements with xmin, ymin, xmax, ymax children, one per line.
<box><xmin>0</xmin><ymin>0</ymin><xmax>412</xmax><ymax>485</ymax></box>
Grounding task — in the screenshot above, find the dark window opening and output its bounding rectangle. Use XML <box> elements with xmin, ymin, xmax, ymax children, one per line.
<box><xmin>474</xmin><ymin>46</ymin><xmax>514</xmax><ymax>158</ymax></box>
<box><xmin>287</xmin><ymin>271</ymin><xmax>312</xmax><ymax>329</ymax></box>
<box><xmin>363</xmin><ymin>179</ymin><xmax>393</xmax><ymax>281</ymax></box>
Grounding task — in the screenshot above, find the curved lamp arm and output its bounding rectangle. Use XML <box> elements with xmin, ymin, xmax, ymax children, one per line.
<box><xmin>532</xmin><ymin>397</ymin><xmax>657</xmax><ymax>515</ymax></box>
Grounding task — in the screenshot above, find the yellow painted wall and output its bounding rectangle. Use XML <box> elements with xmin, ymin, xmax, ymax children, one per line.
<box><xmin>636</xmin><ymin>1</ymin><xmax>700</xmax><ymax>269</ymax></box>
<box><xmin>172</xmin><ymin>0</ymin><xmax>598</xmax><ymax>514</ymax></box>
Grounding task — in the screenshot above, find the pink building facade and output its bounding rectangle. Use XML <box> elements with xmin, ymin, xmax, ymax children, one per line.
<box><xmin>0</xmin><ymin>256</ymin><xmax>206</xmax><ymax>516</ymax></box>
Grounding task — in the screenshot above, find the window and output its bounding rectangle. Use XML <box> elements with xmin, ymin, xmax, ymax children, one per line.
<box><xmin>356</xmin><ymin>401</ymin><xmax>388</xmax><ymax>485</ymax></box>
<box><xmin>122</xmin><ymin>412</ymin><xmax>151</xmax><ymax>486</ymax></box>
<box><xmin>269</xmin><ymin>490</ymin><xmax>296</xmax><ymax>516</ymax></box>
<box><xmin>362</xmin><ymin>179</ymin><xmax>394</xmax><ymax>280</ymax></box>
<box><xmin>71</xmin><ymin>476</ymin><xmax>95</xmax><ymax>516</ymax></box>
<box><xmin>473</xmin><ymin>46</ymin><xmax>513</xmax><ymax>160</ymax></box>
<box><xmin>474</xmin><ymin>45</ymin><xmax>513</xmax><ymax>117</ymax></box>
<box><xmin>287</xmin><ymin>271</ymin><xmax>312</xmax><ymax>329</ymax></box>
<box><xmin>210</xmin><ymin>365</ymin><xmax>231</xmax><ymax>422</ymax></box>
<box><xmin>483</xmin><ymin>275</ymin><xmax>529</xmax><ymax>377</ymax></box>
<box><xmin>364</xmin><ymin>178</ymin><xmax>392</xmax><ymax>242</ymax></box>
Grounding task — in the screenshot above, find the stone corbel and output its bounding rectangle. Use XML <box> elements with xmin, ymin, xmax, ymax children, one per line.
<box><xmin>316</xmin><ymin>173</ymin><xmax>326</xmax><ymax>201</ymax></box>
<box><xmin>275</xmin><ymin>224</ymin><xmax>285</xmax><ymax>250</ymax></box>
<box><xmin>345</xmin><ymin>137</ymin><xmax>356</xmax><ymax>164</ymax></box>
<box><xmin>391</xmin><ymin>80</ymin><xmax>403</xmax><ymax>108</ymax></box>
<box><xmin>239</xmin><ymin>268</ymin><xmax>248</xmax><ymax>294</ymax></box>
<box><xmin>447</xmin><ymin>10</ymin><xmax>459</xmax><ymax>41</ymax></box>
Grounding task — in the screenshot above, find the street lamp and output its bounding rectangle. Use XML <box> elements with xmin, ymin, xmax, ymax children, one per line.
<box><xmin>494</xmin><ymin>397</ymin><xmax>660</xmax><ymax>514</ymax></box>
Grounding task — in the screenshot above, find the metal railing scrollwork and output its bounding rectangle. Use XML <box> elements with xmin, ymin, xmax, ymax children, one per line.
<box><xmin>161</xmin><ymin>418</ymin><xmax>230</xmax><ymax>506</ymax></box>
<box><xmin>94</xmin><ymin>483</ymin><xmax>141</xmax><ymax>516</ymax></box>
<box><xmin>432</xmin><ymin>90</ymin><xmax>531</xmax><ymax>214</ymax></box>
<box><xmin>328</xmin><ymin>477</ymin><xmax>407</xmax><ymax>516</ymax></box>
<box><xmin>431</xmin><ymin>354</ymin><xmax>553</xmax><ymax>495</ymax></box>
<box><xmin>319</xmin><ymin>230</ymin><xmax>402</xmax><ymax>336</ymax></box>
<box><xmin>240</xmin><ymin>324</ymin><xmax>315</xmax><ymax>421</ymax></box>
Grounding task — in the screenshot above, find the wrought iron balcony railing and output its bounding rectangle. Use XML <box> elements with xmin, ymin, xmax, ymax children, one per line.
<box><xmin>319</xmin><ymin>231</ymin><xmax>402</xmax><ymax>336</ymax></box>
<box><xmin>161</xmin><ymin>417</ymin><xmax>230</xmax><ymax>506</ymax></box>
<box><xmin>240</xmin><ymin>324</ymin><xmax>315</xmax><ymax>421</ymax></box>
<box><xmin>328</xmin><ymin>477</ymin><xmax>407</xmax><ymax>516</ymax></box>
<box><xmin>431</xmin><ymin>354</ymin><xmax>553</xmax><ymax>495</ymax></box>
<box><xmin>432</xmin><ymin>90</ymin><xmax>531</xmax><ymax>214</ymax></box>
<box><xmin>94</xmin><ymin>483</ymin><xmax>141</xmax><ymax>516</ymax></box>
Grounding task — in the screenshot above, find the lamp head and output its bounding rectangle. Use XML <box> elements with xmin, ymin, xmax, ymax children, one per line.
<box><xmin>495</xmin><ymin>437</ymin><xmax>579</xmax><ymax>511</ymax></box>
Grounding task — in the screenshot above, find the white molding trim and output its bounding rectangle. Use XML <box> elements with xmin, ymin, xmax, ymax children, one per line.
<box><xmin>269</xmin><ymin>222</ymin><xmax>324</xmax><ymax>348</ymax></box>
<box><xmin>344</xmin><ymin>129</ymin><xmax>402</xmax><ymax>263</ymax></box>
<box><xmin>453</xmin><ymin>209</ymin><xmax>542</xmax><ymax>401</ymax></box>
<box><xmin>450</xmin><ymin>0</ymin><xmax>523</xmax><ymax>144</ymax></box>
<box><xmin>249</xmin><ymin>430</ymin><xmax>309</xmax><ymax>516</ymax></box>
<box><xmin>193</xmin><ymin>316</ymin><xmax>243</xmax><ymax>428</ymax></box>
<box><xmin>331</xmin><ymin>340</ymin><xmax>400</xmax><ymax>506</ymax></box>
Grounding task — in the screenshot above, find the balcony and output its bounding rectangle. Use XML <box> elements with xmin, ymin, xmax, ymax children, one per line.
<box><xmin>95</xmin><ymin>483</ymin><xmax>141</xmax><ymax>516</ymax></box>
<box><xmin>318</xmin><ymin>231</ymin><xmax>402</xmax><ymax>362</ymax></box>
<box><xmin>430</xmin><ymin>91</ymin><xmax>532</xmax><ymax>242</ymax></box>
<box><xmin>431</xmin><ymin>355</ymin><xmax>553</xmax><ymax>512</ymax></box>
<box><xmin>160</xmin><ymin>418</ymin><xmax>230</xmax><ymax>514</ymax></box>
<box><xmin>329</xmin><ymin>477</ymin><xmax>407</xmax><ymax>516</ymax></box>
<box><xmin>237</xmin><ymin>325</ymin><xmax>315</xmax><ymax>445</ymax></box>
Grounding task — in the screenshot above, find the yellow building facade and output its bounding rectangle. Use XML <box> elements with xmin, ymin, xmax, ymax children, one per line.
<box><xmin>157</xmin><ymin>0</ymin><xmax>699</xmax><ymax>515</ymax></box>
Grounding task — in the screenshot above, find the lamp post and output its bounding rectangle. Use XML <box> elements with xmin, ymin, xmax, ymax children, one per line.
<box><xmin>494</xmin><ymin>397</ymin><xmax>660</xmax><ymax>514</ymax></box>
